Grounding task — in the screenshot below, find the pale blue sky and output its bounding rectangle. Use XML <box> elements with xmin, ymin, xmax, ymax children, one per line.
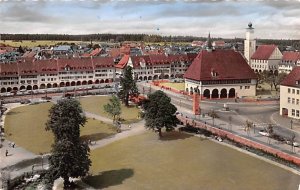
<box><xmin>0</xmin><ymin>0</ymin><xmax>299</xmax><ymax>39</ymax></box>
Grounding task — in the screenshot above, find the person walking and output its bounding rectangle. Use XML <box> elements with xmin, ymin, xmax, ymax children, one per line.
<box><xmin>5</xmin><ymin>149</ymin><xmax>8</xmax><ymax>156</ymax></box>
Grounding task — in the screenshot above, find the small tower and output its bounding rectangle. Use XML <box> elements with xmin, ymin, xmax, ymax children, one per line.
<box><xmin>206</xmin><ymin>32</ymin><xmax>213</xmax><ymax>52</ymax></box>
<box><xmin>244</xmin><ymin>22</ymin><xmax>256</xmax><ymax>64</ymax></box>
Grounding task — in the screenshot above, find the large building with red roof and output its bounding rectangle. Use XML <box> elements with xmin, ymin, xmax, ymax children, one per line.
<box><xmin>278</xmin><ymin>51</ymin><xmax>300</xmax><ymax>74</ymax></box>
<box><xmin>0</xmin><ymin>57</ymin><xmax>115</xmax><ymax>93</ymax></box>
<box><xmin>184</xmin><ymin>48</ymin><xmax>257</xmax><ymax>99</ymax></box>
<box><xmin>280</xmin><ymin>66</ymin><xmax>300</xmax><ymax>118</ymax></box>
<box><xmin>250</xmin><ymin>44</ymin><xmax>282</xmax><ymax>74</ymax></box>
<box><xmin>115</xmin><ymin>53</ymin><xmax>197</xmax><ymax>81</ymax></box>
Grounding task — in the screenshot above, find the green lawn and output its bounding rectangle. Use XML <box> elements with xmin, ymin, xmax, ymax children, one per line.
<box><xmin>257</xmin><ymin>82</ymin><xmax>279</xmax><ymax>96</ymax></box>
<box><xmin>80</xmin><ymin>96</ymin><xmax>141</xmax><ymax>124</ymax></box>
<box><xmin>85</xmin><ymin>131</ymin><xmax>300</xmax><ymax>190</ymax></box>
<box><xmin>0</xmin><ymin>40</ymin><xmax>81</xmax><ymax>48</ymax></box>
<box><xmin>160</xmin><ymin>82</ymin><xmax>185</xmax><ymax>91</ymax></box>
<box><xmin>4</xmin><ymin>102</ymin><xmax>116</xmax><ymax>154</ymax></box>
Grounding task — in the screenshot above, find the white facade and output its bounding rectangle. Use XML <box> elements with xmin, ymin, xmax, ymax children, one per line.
<box><xmin>280</xmin><ymin>85</ymin><xmax>300</xmax><ymax>119</ymax></box>
<box><xmin>244</xmin><ymin>28</ymin><xmax>256</xmax><ymax>64</ymax></box>
<box><xmin>185</xmin><ymin>79</ymin><xmax>257</xmax><ymax>99</ymax></box>
<box><xmin>278</xmin><ymin>60</ymin><xmax>300</xmax><ymax>74</ymax></box>
<box><xmin>250</xmin><ymin>47</ymin><xmax>282</xmax><ymax>73</ymax></box>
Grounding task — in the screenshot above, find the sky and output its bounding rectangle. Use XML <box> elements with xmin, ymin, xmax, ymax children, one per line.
<box><xmin>0</xmin><ymin>0</ymin><xmax>299</xmax><ymax>39</ymax></box>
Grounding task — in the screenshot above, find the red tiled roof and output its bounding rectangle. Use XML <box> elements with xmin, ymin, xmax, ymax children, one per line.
<box><xmin>22</xmin><ymin>51</ymin><xmax>36</xmax><ymax>58</ymax></box>
<box><xmin>115</xmin><ymin>55</ymin><xmax>129</xmax><ymax>69</ymax></box>
<box><xmin>90</xmin><ymin>48</ymin><xmax>102</xmax><ymax>56</ymax></box>
<box><xmin>92</xmin><ymin>57</ymin><xmax>114</xmax><ymax>68</ymax></box>
<box><xmin>184</xmin><ymin>49</ymin><xmax>257</xmax><ymax>81</ymax></box>
<box><xmin>251</xmin><ymin>45</ymin><xmax>277</xmax><ymax>60</ymax></box>
<box><xmin>108</xmin><ymin>48</ymin><xmax>121</xmax><ymax>58</ymax></box>
<box><xmin>0</xmin><ymin>57</ymin><xmax>115</xmax><ymax>76</ymax></box>
<box><xmin>282</xmin><ymin>51</ymin><xmax>300</xmax><ymax>62</ymax></box>
<box><xmin>57</xmin><ymin>57</ymin><xmax>94</xmax><ymax>71</ymax></box>
<box><xmin>0</xmin><ymin>49</ymin><xmax>6</xmax><ymax>54</ymax></box>
<box><xmin>281</xmin><ymin>66</ymin><xmax>300</xmax><ymax>87</ymax></box>
<box><xmin>131</xmin><ymin>55</ymin><xmax>151</xmax><ymax>68</ymax></box>
<box><xmin>35</xmin><ymin>59</ymin><xmax>58</xmax><ymax>74</ymax></box>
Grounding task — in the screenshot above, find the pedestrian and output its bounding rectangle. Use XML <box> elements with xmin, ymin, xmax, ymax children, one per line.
<box><xmin>12</xmin><ymin>142</ymin><xmax>15</xmax><ymax>148</ymax></box>
<box><xmin>5</xmin><ymin>149</ymin><xmax>8</xmax><ymax>157</ymax></box>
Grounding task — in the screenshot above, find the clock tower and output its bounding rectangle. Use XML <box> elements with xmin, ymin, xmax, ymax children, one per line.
<box><xmin>244</xmin><ymin>22</ymin><xmax>256</xmax><ymax>64</ymax></box>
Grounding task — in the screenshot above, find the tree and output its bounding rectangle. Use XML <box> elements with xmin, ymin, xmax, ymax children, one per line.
<box><xmin>118</xmin><ymin>66</ymin><xmax>139</xmax><ymax>106</ymax></box>
<box><xmin>228</xmin><ymin>116</ymin><xmax>232</xmax><ymax>131</ymax></box>
<box><xmin>266</xmin><ymin>124</ymin><xmax>274</xmax><ymax>144</ymax></box>
<box><xmin>273</xmin><ymin>72</ymin><xmax>287</xmax><ymax>91</ymax></box>
<box><xmin>104</xmin><ymin>95</ymin><xmax>121</xmax><ymax>122</ymax></box>
<box><xmin>245</xmin><ymin>120</ymin><xmax>253</xmax><ymax>136</ymax></box>
<box><xmin>289</xmin><ymin>133</ymin><xmax>296</xmax><ymax>153</ymax></box>
<box><xmin>46</xmin><ymin>99</ymin><xmax>91</xmax><ymax>188</ymax></box>
<box><xmin>143</xmin><ymin>90</ymin><xmax>179</xmax><ymax>137</ymax></box>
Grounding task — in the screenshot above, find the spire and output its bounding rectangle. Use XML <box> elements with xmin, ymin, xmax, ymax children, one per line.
<box><xmin>207</xmin><ymin>32</ymin><xmax>213</xmax><ymax>52</ymax></box>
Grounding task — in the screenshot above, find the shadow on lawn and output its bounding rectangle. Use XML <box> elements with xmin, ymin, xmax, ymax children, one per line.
<box><xmin>6</xmin><ymin>111</ymin><xmax>21</xmax><ymax>115</ymax></box>
<box><xmin>84</xmin><ymin>168</ymin><xmax>134</xmax><ymax>189</ymax></box>
<box><xmin>81</xmin><ymin>132</ymin><xmax>115</xmax><ymax>142</ymax></box>
<box><xmin>159</xmin><ymin>131</ymin><xmax>192</xmax><ymax>141</ymax></box>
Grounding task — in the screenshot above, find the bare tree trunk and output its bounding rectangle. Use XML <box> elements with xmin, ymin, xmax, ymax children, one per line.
<box><xmin>125</xmin><ymin>93</ymin><xmax>129</xmax><ymax>107</ymax></box>
<box><xmin>64</xmin><ymin>176</ymin><xmax>70</xmax><ymax>189</ymax></box>
<box><xmin>158</xmin><ymin>128</ymin><xmax>162</xmax><ymax>138</ymax></box>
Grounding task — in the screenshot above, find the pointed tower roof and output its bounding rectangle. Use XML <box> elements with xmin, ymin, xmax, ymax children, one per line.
<box><xmin>206</xmin><ymin>32</ymin><xmax>213</xmax><ymax>52</ymax></box>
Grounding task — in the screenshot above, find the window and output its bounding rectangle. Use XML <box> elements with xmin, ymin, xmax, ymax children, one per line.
<box><xmin>297</xmin><ymin>90</ymin><xmax>299</xmax><ymax>95</ymax></box>
<box><xmin>297</xmin><ymin>99</ymin><xmax>299</xmax><ymax>105</ymax></box>
<box><xmin>292</xmin><ymin>89</ymin><xmax>295</xmax><ymax>94</ymax></box>
<box><xmin>288</xmin><ymin>97</ymin><xmax>291</xmax><ymax>103</ymax></box>
<box><xmin>288</xmin><ymin>88</ymin><xmax>291</xmax><ymax>93</ymax></box>
<box><xmin>240</xmin><ymin>86</ymin><xmax>242</xmax><ymax>89</ymax></box>
<box><xmin>297</xmin><ymin>110</ymin><xmax>299</xmax><ymax>117</ymax></box>
<box><xmin>292</xmin><ymin>109</ymin><xmax>295</xmax><ymax>116</ymax></box>
<box><xmin>292</xmin><ymin>98</ymin><xmax>295</xmax><ymax>104</ymax></box>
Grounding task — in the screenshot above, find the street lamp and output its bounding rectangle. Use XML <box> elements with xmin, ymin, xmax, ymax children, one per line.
<box><xmin>290</xmin><ymin>119</ymin><xmax>293</xmax><ymax>129</ymax></box>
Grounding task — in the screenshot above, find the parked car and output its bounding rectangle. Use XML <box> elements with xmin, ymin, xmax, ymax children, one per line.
<box><xmin>286</xmin><ymin>141</ymin><xmax>299</xmax><ymax>147</ymax></box>
<box><xmin>258</xmin><ymin>130</ymin><xmax>270</xmax><ymax>137</ymax></box>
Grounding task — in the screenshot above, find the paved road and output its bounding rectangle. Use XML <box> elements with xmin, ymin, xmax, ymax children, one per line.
<box><xmin>138</xmin><ymin>82</ymin><xmax>300</xmax><ymax>143</ymax></box>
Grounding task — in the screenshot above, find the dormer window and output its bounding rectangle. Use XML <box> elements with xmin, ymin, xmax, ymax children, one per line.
<box><xmin>211</xmin><ymin>69</ymin><xmax>218</xmax><ymax>77</ymax></box>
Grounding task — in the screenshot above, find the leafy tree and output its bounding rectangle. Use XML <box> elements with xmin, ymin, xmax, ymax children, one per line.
<box><xmin>143</xmin><ymin>90</ymin><xmax>179</xmax><ymax>137</ymax></box>
<box><xmin>46</xmin><ymin>99</ymin><xmax>91</xmax><ymax>188</ymax></box>
<box><xmin>118</xmin><ymin>66</ymin><xmax>139</xmax><ymax>106</ymax></box>
<box><xmin>104</xmin><ymin>95</ymin><xmax>122</xmax><ymax>122</ymax></box>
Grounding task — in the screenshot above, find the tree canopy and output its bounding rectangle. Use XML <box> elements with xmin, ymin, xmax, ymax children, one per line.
<box><xmin>46</xmin><ymin>99</ymin><xmax>91</xmax><ymax>188</ymax></box>
<box><xmin>143</xmin><ymin>90</ymin><xmax>179</xmax><ymax>137</ymax></box>
<box><xmin>104</xmin><ymin>95</ymin><xmax>122</xmax><ymax>122</ymax></box>
<box><xmin>118</xmin><ymin>66</ymin><xmax>139</xmax><ymax>106</ymax></box>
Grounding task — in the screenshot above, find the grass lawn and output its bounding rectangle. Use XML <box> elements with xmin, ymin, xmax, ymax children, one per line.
<box><xmin>4</xmin><ymin>102</ymin><xmax>116</xmax><ymax>154</ymax></box>
<box><xmin>160</xmin><ymin>82</ymin><xmax>185</xmax><ymax>91</ymax></box>
<box><xmin>257</xmin><ymin>82</ymin><xmax>279</xmax><ymax>96</ymax></box>
<box><xmin>0</xmin><ymin>40</ymin><xmax>81</xmax><ymax>48</ymax></box>
<box><xmin>80</xmin><ymin>96</ymin><xmax>141</xmax><ymax>124</ymax></box>
<box><xmin>85</xmin><ymin>131</ymin><xmax>300</xmax><ymax>190</ymax></box>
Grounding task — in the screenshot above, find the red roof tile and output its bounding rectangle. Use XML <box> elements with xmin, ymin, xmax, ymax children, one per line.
<box><xmin>92</xmin><ymin>57</ymin><xmax>114</xmax><ymax>68</ymax></box>
<box><xmin>184</xmin><ymin>49</ymin><xmax>257</xmax><ymax>81</ymax></box>
<box><xmin>115</xmin><ymin>55</ymin><xmax>129</xmax><ymax>69</ymax></box>
<box><xmin>251</xmin><ymin>45</ymin><xmax>277</xmax><ymax>60</ymax></box>
<box><xmin>282</xmin><ymin>51</ymin><xmax>300</xmax><ymax>62</ymax></box>
<box><xmin>281</xmin><ymin>66</ymin><xmax>300</xmax><ymax>87</ymax></box>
